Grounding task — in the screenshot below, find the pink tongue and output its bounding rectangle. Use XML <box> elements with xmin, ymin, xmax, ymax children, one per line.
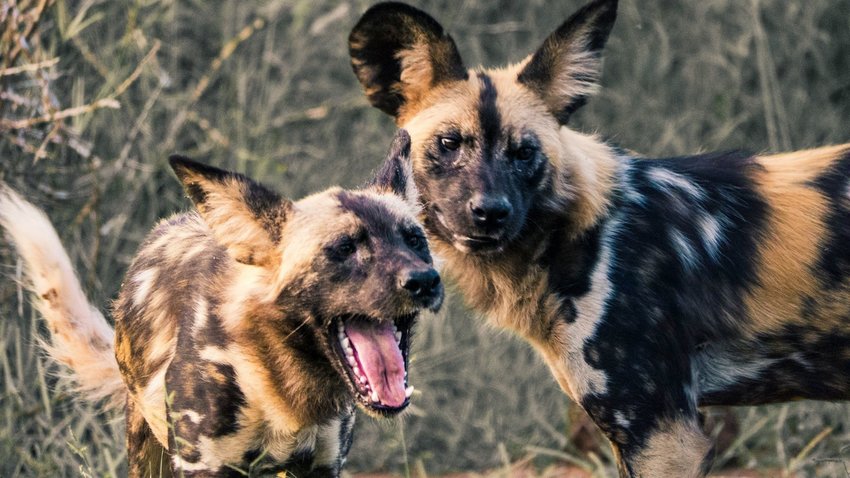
<box><xmin>345</xmin><ymin>320</ymin><xmax>406</xmax><ymax>407</ymax></box>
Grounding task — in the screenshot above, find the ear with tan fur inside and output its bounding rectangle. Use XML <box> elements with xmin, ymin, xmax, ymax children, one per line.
<box><xmin>168</xmin><ymin>155</ymin><xmax>292</xmax><ymax>267</ymax></box>
<box><xmin>517</xmin><ymin>0</ymin><xmax>618</xmax><ymax>124</ymax></box>
<box><xmin>349</xmin><ymin>2</ymin><xmax>467</xmax><ymax>122</ymax></box>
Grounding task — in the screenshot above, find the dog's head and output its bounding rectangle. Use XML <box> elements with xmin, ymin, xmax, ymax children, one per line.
<box><xmin>350</xmin><ymin>0</ymin><xmax>618</xmax><ymax>254</ymax></box>
<box><xmin>169</xmin><ymin>131</ymin><xmax>441</xmax><ymax>416</ymax></box>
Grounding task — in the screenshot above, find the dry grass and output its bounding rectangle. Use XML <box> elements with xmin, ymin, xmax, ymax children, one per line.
<box><xmin>2</xmin><ymin>0</ymin><xmax>850</xmax><ymax>476</ymax></box>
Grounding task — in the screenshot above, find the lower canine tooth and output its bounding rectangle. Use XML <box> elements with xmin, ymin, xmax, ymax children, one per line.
<box><xmin>395</xmin><ymin>331</ymin><xmax>402</xmax><ymax>342</ymax></box>
<box><xmin>405</xmin><ymin>386</ymin><xmax>414</xmax><ymax>398</ymax></box>
<box><xmin>371</xmin><ymin>391</ymin><xmax>379</xmax><ymax>403</ymax></box>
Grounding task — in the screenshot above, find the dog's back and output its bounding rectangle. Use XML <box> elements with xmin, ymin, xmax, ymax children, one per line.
<box><xmin>114</xmin><ymin>212</ymin><xmax>213</xmax><ymax>407</ymax></box>
<box><xmin>112</xmin><ymin>212</ymin><xmax>231</xmax><ymax>466</ymax></box>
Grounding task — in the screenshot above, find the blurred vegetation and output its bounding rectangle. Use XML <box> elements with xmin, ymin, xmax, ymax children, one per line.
<box><xmin>2</xmin><ymin>0</ymin><xmax>850</xmax><ymax>476</ymax></box>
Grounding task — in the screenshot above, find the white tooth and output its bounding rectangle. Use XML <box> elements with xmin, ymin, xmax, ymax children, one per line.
<box><xmin>395</xmin><ymin>331</ymin><xmax>402</xmax><ymax>342</ymax></box>
<box><xmin>345</xmin><ymin>346</ymin><xmax>353</xmax><ymax>356</ymax></box>
<box><xmin>342</xmin><ymin>337</ymin><xmax>350</xmax><ymax>347</ymax></box>
<box><xmin>405</xmin><ymin>386</ymin><xmax>414</xmax><ymax>398</ymax></box>
<box><xmin>371</xmin><ymin>391</ymin><xmax>380</xmax><ymax>403</ymax></box>
<box><xmin>358</xmin><ymin>374</ymin><xmax>366</xmax><ymax>383</ymax></box>
<box><xmin>347</xmin><ymin>355</ymin><xmax>356</xmax><ymax>365</ymax></box>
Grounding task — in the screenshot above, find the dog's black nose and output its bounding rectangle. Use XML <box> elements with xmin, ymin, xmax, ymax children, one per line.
<box><xmin>469</xmin><ymin>194</ymin><xmax>512</xmax><ymax>229</ymax></box>
<box><xmin>401</xmin><ymin>268</ymin><xmax>441</xmax><ymax>302</ymax></box>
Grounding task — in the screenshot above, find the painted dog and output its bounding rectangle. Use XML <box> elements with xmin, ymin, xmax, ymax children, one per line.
<box><xmin>0</xmin><ymin>131</ymin><xmax>443</xmax><ymax>477</ymax></box>
<box><xmin>349</xmin><ymin>1</ymin><xmax>850</xmax><ymax>476</ymax></box>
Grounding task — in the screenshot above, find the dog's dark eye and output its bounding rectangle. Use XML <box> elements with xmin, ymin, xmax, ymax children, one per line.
<box><xmin>404</xmin><ymin>230</ymin><xmax>427</xmax><ymax>250</ymax></box>
<box><xmin>334</xmin><ymin>237</ymin><xmax>357</xmax><ymax>258</ymax></box>
<box><xmin>515</xmin><ymin>145</ymin><xmax>536</xmax><ymax>161</ymax></box>
<box><xmin>439</xmin><ymin>136</ymin><xmax>461</xmax><ymax>151</ymax></box>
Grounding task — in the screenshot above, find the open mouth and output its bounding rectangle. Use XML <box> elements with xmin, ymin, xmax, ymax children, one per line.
<box><xmin>331</xmin><ymin>314</ymin><xmax>415</xmax><ymax>415</ymax></box>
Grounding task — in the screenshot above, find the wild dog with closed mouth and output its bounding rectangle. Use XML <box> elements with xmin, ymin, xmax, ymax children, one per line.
<box><xmin>0</xmin><ymin>131</ymin><xmax>443</xmax><ymax>477</ymax></box>
<box><xmin>350</xmin><ymin>1</ymin><xmax>850</xmax><ymax>476</ymax></box>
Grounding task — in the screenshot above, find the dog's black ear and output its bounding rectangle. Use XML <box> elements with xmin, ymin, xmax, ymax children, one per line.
<box><xmin>368</xmin><ymin>130</ymin><xmax>418</xmax><ymax>207</ymax></box>
<box><xmin>169</xmin><ymin>156</ymin><xmax>292</xmax><ymax>267</ymax></box>
<box><xmin>518</xmin><ymin>0</ymin><xmax>618</xmax><ymax>124</ymax></box>
<box><xmin>349</xmin><ymin>2</ymin><xmax>467</xmax><ymax>124</ymax></box>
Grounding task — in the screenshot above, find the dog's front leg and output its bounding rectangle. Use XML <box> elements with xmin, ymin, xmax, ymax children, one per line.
<box><xmin>303</xmin><ymin>405</ymin><xmax>356</xmax><ymax>477</ymax></box>
<box><xmin>547</xmin><ymin>322</ymin><xmax>715</xmax><ymax>477</ymax></box>
<box><xmin>606</xmin><ymin>415</ymin><xmax>714</xmax><ymax>478</ymax></box>
<box><xmin>575</xmin><ymin>371</ymin><xmax>714</xmax><ymax>477</ymax></box>
<box><xmin>164</xmin><ymin>351</ymin><xmax>249</xmax><ymax>477</ymax></box>
<box><xmin>127</xmin><ymin>396</ymin><xmax>173</xmax><ymax>478</ymax></box>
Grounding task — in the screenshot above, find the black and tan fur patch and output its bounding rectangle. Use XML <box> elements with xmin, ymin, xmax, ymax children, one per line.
<box><xmin>350</xmin><ymin>1</ymin><xmax>850</xmax><ymax>476</ymax></box>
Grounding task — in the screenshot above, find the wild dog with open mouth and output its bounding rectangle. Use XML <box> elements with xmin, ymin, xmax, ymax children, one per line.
<box><xmin>350</xmin><ymin>1</ymin><xmax>850</xmax><ymax>476</ymax></box>
<box><xmin>0</xmin><ymin>131</ymin><xmax>443</xmax><ymax>477</ymax></box>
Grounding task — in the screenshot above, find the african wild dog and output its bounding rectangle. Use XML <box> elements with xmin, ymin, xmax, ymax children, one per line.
<box><xmin>0</xmin><ymin>131</ymin><xmax>443</xmax><ymax>477</ymax></box>
<box><xmin>350</xmin><ymin>1</ymin><xmax>850</xmax><ymax>476</ymax></box>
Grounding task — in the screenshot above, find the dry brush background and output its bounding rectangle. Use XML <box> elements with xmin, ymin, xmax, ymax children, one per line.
<box><xmin>2</xmin><ymin>0</ymin><xmax>850</xmax><ymax>476</ymax></box>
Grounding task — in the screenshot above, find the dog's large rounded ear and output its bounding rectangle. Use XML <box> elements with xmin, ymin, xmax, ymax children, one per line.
<box><xmin>349</xmin><ymin>2</ymin><xmax>467</xmax><ymax>124</ymax></box>
<box><xmin>518</xmin><ymin>0</ymin><xmax>618</xmax><ymax>124</ymax></box>
<box><xmin>368</xmin><ymin>130</ymin><xmax>418</xmax><ymax>207</ymax></box>
<box><xmin>169</xmin><ymin>156</ymin><xmax>292</xmax><ymax>267</ymax></box>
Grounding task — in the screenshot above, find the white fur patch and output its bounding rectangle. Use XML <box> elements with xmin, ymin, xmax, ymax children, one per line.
<box><xmin>179</xmin><ymin>409</ymin><xmax>204</xmax><ymax>424</ymax></box>
<box><xmin>172</xmin><ymin>454</ymin><xmax>212</xmax><ymax>472</ymax></box>
<box><xmin>691</xmin><ymin>345</ymin><xmax>776</xmax><ymax>397</ymax></box>
<box><xmin>697</xmin><ymin>214</ymin><xmax>723</xmax><ymax>261</ymax></box>
<box><xmin>647</xmin><ymin>168</ymin><xmax>705</xmax><ymax>200</ymax></box>
<box><xmin>566</xmin><ymin>243</ymin><xmax>614</xmax><ymax>397</ymax></box>
<box><xmin>199</xmin><ymin>345</ymin><xmax>231</xmax><ymax>364</ymax></box>
<box><xmin>193</xmin><ymin>296</ymin><xmax>208</xmax><ymax>338</ymax></box>
<box><xmin>670</xmin><ymin>228</ymin><xmax>699</xmax><ymax>271</ymax></box>
<box><xmin>144</xmin><ymin>310</ymin><xmax>177</xmax><ymax>365</ymax></box>
<box><xmin>614</xmin><ymin>410</ymin><xmax>631</xmax><ymax>429</ymax></box>
<box><xmin>138</xmin><ymin>365</ymin><xmax>170</xmax><ymax>445</ymax></box>
<box><xmin>132</xmin><ymin>268</ymin><xmax>158</xmax><ymax>306</ymax></box>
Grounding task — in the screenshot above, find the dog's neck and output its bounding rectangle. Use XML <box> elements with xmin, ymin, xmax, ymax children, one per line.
<box><xmin>222</xmin><ymin>270</ymin><xmax>351</xmax><ymax>435</ymax></box>
<box><xmin>431</xmin><ymin>129</ymin><xmax>623</xmax><ymax>346</ymax></box>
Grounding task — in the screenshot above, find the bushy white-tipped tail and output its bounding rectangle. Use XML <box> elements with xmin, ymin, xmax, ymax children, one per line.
<box><xmin>0</xmin><ymin>183</ymin><xmax>125</xmax><ymax>410</ymax></box>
